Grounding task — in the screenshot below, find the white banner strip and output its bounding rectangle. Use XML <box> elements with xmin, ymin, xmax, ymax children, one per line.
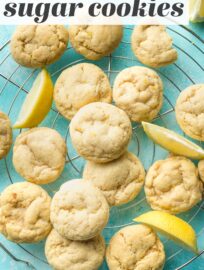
<box><xmin>0</xmin><ymin>0</ymin><xmax>189</xmax><ymax>25</ymax></box>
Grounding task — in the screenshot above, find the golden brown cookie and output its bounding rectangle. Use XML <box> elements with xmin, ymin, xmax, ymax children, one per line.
<box><xmin>45</xmin><ymin>230</ymin><xmax>105</xmax><ymax>270</ymax></box>
<box><xmin>131</xmin><ymin>25</ymin><xmax>177</xmax><ymax>68</ymax></box>
<box><xmin>175</xmin><ymin>84</ymin><xmax>204</xmax><ymax>141</ymax></box>
<box><xmin>13</xmin><ymin>127</ymin><xmax>67</xmax><ymax>184</ymax></box>
<box><xmin>198</xmin><ymin>160</ymin><xmax>204</xmax><ymax>183</ymax></box>
<box><xmin>11</xmin><ymin>25</ymin><xmax>69</xmax><ymax>68</ymax></box>
<box><xmin>83</xmin><ymin>152</ymin><xmax>145</xmax><ymax>206</ymax></box>
<box><xmin>0</xmin><ymin>182</ymin><xmax>51</xmax><ymax>243</ymax></box>
<box><xmin>106</xmin><ymin>225</ymin><xmax>165</xmax><ymax>270</ymax></box>
<box><xmin>70</xmin><ymin>102</ymin><xmax>132</xmax><ymax>163</ymax></box>
<box><xmin>113</xmin><ymin>66</ymin><xmax>163</xmax><ymax>122</ymax></box>
<box><xmin>54</xmin><ymin>63</ymin><xmax>112</xmax><ymax>120</ymax></box>
<box><xmin>145</xmin><ymin>156</ymin><xmax>203</xmax><ymax>214</ymax></box>
<box><xmin>69</xmin><ymin>25</ymin><xmax>123</xmax><ymax>60</ymax></box>
<box><xmin>50</xmin><ymin>179</ymin><xmax>109</xmax><ymax>241</ymax></box>
<box><xmin>0</xmin><ymin>111</ymin><xmax>12</xmax><ymax>159</ymax></box>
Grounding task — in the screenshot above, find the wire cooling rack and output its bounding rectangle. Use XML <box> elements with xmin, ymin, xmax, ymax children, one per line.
<box><xmin>0</xmin><ymin>25</ymin><xmax>204</xmax><ymax>270</ymax></box>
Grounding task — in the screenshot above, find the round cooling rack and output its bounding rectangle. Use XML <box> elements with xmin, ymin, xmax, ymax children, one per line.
<box><xmin>0</xmin><ymin>25</ymin><xmax>204</xmax><ymax>270</ymax></box>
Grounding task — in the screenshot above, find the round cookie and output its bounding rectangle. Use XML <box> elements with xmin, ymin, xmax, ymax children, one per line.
<box><xmin>106</xmin><ymin>225</ymin><xmax>165</xmax><ymax>270</ymax></box>
<box><xmin>113</xmin><ymin>66</ymin><xmax>163</xmax><ymax>122</ymax></box>
<box><xmin>11</xmin><ymin>25</ymin><xmax>69</xmax><ymax>68</ymax></box>
<box><xmin>0</xmin><ymin>111</ymin><xmax>12</xmax><ymax>159</ymax></box>
<box><xmin>50</xmin><ymin>179</ymin><xmax>109</xmax><ymax>241</ymax></box>
<box><xmin>198</xmin><ymin>160</ymin><xmax>204</xmax><ymax>183</ymax></box>
<box><xmin>131</xmin><ymin>25</ymin><xmax>178</xmax><ymax>68</ymax></box>
<box><xmin>0</xmin><ymin>182</ymin><xmax>51</xmax><ymax>243</ymax></box>
<box><xmin>69</xmin><ymin>25</ymin><xmax>123</xmax><ymax>60</ymax></box>
<box><xmin>45</xmin><ymin>229</ymin><xmax>105</xmax><ymax>270</ymax></box>
<box><xmin>83</xmin><ymin>151</ymin><xmax>145</xmax><ymax>206</ymax></box>
<box><xmin>145</xmin><ymin>156</ymin><xmax>203</xmax><ymax>214</ymax></box>
<box><xmin>54</xmin><ymin>63</ymin><xmax>112</xmax><ymax>120</ymax></box>
<box><xmin>13</xmin><ymin>127</ymin><xmax>67</xmax><ymax>184</ymax></box>
<box><xmin>70</xmin><ymin>102</ymin><xmax>132</xmax><ymax>163</ymax></box>
<box><xmin>175</xmin><ymin>84</ymin><xmax>204</xmax><ymax>141</ymax></box>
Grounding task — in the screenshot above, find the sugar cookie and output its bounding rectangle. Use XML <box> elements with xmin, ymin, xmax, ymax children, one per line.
<box><xmin>0</xmin><ymin>182</ymin><xmax>51</xmax><ymax>243</ymax></box>
<box><xmin>70</xmin><ymin>102</ymin><xmax>132</xmax><ymax>163</ymax></box>
<box><xmin>50</xmin><ymin>179</ymin><xmax>109</xmax><ymax>241</ymax></box>
<box><xmin>132</xmin><ymin>25</ymin><xmax>177</xmax><ymax>68</ymax></box>
<box><xmin>13</xmin><ymin>127</ymin><xmax>67</xmax><ymax>184</ymax></box>
<box><xmin>0</xmin><ymin>111</ymin><xmax>12</xmax><ymax>159</ymax></box>
<box><xmin>54</xmin><ymin>63</ymin><xmax>112</xmax><ymax>120</ymax></box>
<box><xmin>106</xmin><ymin>225</ymin><xmax>165</xmax><ymax>270</ymax></box>
<box><xmin>11</xmin><ymin>25</ymin><xmax>69</xmax><ymax>68</ymax></box>
<box><xmin>176</xmin><ymin>84</ymin><xmax>204</xmax><ymax>141</ymax></box>
<box><xmin>145</xmin><ymin>156</ymin><xmax>203</xmax><ymax>214</ymax></box>
<box><xmin>113</xmin><ymin>66</ymin><xmax>163</xmax><ymax>122</ymax></box>
<box><xmin>83</xmin><ymin>152</ymin><xmax>145</xmax><ymax>206</ymax></box>
<box><xmin>45</xmin><ymin>229</ymin><xmax>105</xmax><ymax>270</ymax></box>
<box><xmin>69</xmin><ymin>25</ymin><xmax>123</xmax><ymax>60</ymax></box>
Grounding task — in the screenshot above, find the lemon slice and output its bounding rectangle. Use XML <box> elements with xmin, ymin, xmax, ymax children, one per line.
<box><xmin>189</xmin><ymin>0</ymin><xmax>204</xmax><ymax>22</ymax></box>
<box><xmin>13</xmin><ymin>69</ymin><xmax>54</xmax><ymax>128</ymax></box>
<box><xmin>134</xmin><ymin>211</ymin><xmax>198</xmax><ymax>253</ymax></box>
<box><xmin>142</xmin><ymin>122</ymin><xmax>204</xmax><ymax>160</ymax></box>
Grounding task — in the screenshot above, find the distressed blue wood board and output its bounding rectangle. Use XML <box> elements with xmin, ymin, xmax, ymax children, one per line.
<box><xmin>0</xmin><ymin>24</ymin><xmax>204</xmax><ymax>270</ymax></box>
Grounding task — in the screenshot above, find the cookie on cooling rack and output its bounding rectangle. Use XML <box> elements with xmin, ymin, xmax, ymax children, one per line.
<box><xmin>0</xmin><ymin>111</ymin><xmax>12</xmax><ymax>159</ymax></box>
<box><xmin>50</xmin><ymin>179</ymin><xmax>109</xmax><ymax>241</ymax></box>
<box><xmin>106</xmin><ymin>224</ymin><xmax>165</xmax><ymax>270</ymax></box>
<box><xmin>45</xmin><ymin>229</ymin><xmax>105</xmax><ymax>270</ymax></box>
<box><xmin>54</xmin><ymin>63</ymin><xmax>112</xmax><ymax>120</ymax></box>
<box><xmin>131</xmin><ymin>25</ymin><xmax>178</xmax><ymax>68</ymax></box>
<box><xmin>70</xmin><ymin>102</ymin><xmax>132</xmax><ymax>163</ymax></box>
<box><xmin>10</xmin><ymin>25</ymin><xmax>69</xmax><ymax>68</ymax></box>
<box><xmin>69</xmin><ymin>25</ymin><xmax>123</xmax><ymax>60</ymax></box>
<box><xmin>198</xmin><ymin>160</ymin><xmax>204</xmax><ymax>183</ymax></box>
<box><xmin>145</xmin><ymin>156</ymin><xmax>203</xmax><ymax>214</ymax></box>
<box><xmin>83</xmin><ymin>151</ymin><xmax>145</xmax><ymax>206</ymax></box>
<box><xmin>13</xmin><ymin>127</ymin><xmax>67</xmax><ymax>184</ymax></box>
<box><xmin>113</xmin><ymin>66</ymin><xmax>163</xmax><ymax>122</ymax></box>
<box><xmin>0</xmin><ymin>182</ymin><xmax>51</xmax><ymax>243</ymax></box>
<box><xmin>175</xmin><ymin>84</ymin><xmax>204</xmax><ymax>141</ymax></box>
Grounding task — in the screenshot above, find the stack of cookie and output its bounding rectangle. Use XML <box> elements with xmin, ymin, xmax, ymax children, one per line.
<box><xmin>45</xmin><ymin>179</ymin><xmax>109</xmax><ymax>269</ymax></box>
<box><xmin>68</xmin><ymin>101</ymin><xmax>145</xmax><ymax>207</ymax></box>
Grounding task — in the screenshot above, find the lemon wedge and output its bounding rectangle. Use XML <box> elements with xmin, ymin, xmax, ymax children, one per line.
<box><xmin>13</xmin><ymin>69</ymin><xmax>54</xmax><ymax>128</ymax></box>
<box><xmin>142</xmin><ymin>122</ymin><xmax>204</xmax><ymax>160</ymax></box>
<box><xmin>189</xmin><ymin>0</ymin><xmax>204</xmax><ymax>22</ymax></box>
<box><xmin>134</xmin><ymin>211</ymin><xmax>198</xmax><ymax>253</ymax></box>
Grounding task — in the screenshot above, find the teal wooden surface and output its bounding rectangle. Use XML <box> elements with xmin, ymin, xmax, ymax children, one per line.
<box><xmin>0</xmin><ymin>23</ymin><xmax>204</xmax><ymax>270</ymax></box>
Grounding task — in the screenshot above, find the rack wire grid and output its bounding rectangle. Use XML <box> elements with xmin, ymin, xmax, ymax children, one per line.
<box><xmin>0</xmin><ymin>25</ymin><xmax>204</xmax><ymax>270</ymax></box>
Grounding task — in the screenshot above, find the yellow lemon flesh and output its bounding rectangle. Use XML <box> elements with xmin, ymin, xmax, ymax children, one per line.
<box><xmin>142</xmin><ymin>122</ymin><xmax>204</xmax><ymax>160</ymax></box>
<box><xmin>134</xmin><ymin>211</ymin><xmax>198</xmax><ymax>253</ymax></box>
<box><xmin>189</xmin><ymin>0</ymin><xmax>204</xmax><ymax>22</ymax></box>
<box><xmin>13</xmin><ymin>69</ymin><xmax>53</xmax><ymax>128</ymax></box>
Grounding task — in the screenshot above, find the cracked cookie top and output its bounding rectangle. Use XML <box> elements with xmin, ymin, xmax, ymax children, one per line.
<box><xmin>145</xmin><ymin>156</ymin><xmax>203</xmax><ymax>214</ymax></box>
<box><xmin>198</xmin><ymin>160</ymin><xmax>204</xmax><ymax>183</ymax></box>
<box><xmin>106</xmin><ymin>224</ymin><xmax>165</xmax><ymax>270</ymax></box>
<box><xmin>45</xmin><ymin>229</ymin><xmax>105</xmax><ymax>270</ymax></box>
<box><xmin>113</xmin><ymin>66</ymin><xmax>163</xmax><ymax>122</ymax></box>
<box><xmin>176</xmin><ymin>84</ymin><xmax>204</xmax><ymax>141</ymax></box>
<box><xmin>54</xmin><ymin>63</ymin><xmax>112</xmax><ymax>120</ymax></box>
<box><xmin>69</xmin><ymin>25</ymin><xmax>123</xmax><ymax>60</ymax></box>
<box><xmin>0</xmin><ymin>182</ymin><xmax>52</xmax><ymax>243</ymax></box>
<box><xmin>13</xmin><ymin>127</ymin><xmax>67</xmax><ymax>184</ymax></box>
<box><xmin>70</xmin><ymin>102</ymin><xmax>132</xmax><ymax>163</ymax></box>
<box><xmin>131</xmin><ymin>25</ymin><xmax>178</xmax><ymax>68</ymax></box>
<box><xmin>11</xmin><ymin>25</ymin><xmax>69</xmax><ymax>68</ymax></box>
<box><xmin>83</xmin><ymin>151</ymin><xmax>145</xmax><ymax>206</ymax></box>
<box><xmin>50</xmin><ymin>179</ymin><xmax>109</xmax><ymax>241</ymax></box>
<box><xmin>0</xmin><ymin>111</ymin><xmax>12</xmax><ymax>159</ymax></box>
